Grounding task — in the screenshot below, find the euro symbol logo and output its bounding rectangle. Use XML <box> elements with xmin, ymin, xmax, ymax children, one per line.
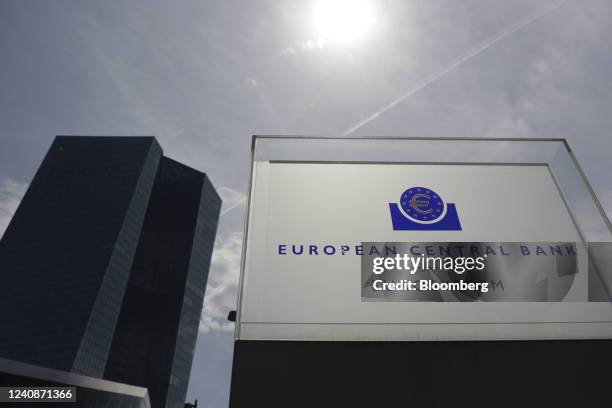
<box><xmin>391</xmin><ymin>186</ymin><xmax>461</xmax><ymax>230</ymax></box>
<box><xmin>409</xmin><ymin>193</ymin><xmax>432</xmax><ymax>214</ymax></box>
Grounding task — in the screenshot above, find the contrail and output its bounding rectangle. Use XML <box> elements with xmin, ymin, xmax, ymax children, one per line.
<box><xmin>342</xmin><ymin>0</ymin><xmax>568</xmax><ymax>136</ymax></box>
<box><xmin>220</xmin><ymin>197</ymin><xmax>246</xmax><ymax>217</ymax></box>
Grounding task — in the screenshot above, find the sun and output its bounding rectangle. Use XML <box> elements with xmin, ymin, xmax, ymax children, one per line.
<box><xmin>312</xmin><ymin>0</ymin><xmax>377</xmax><ymax>45</ymax></box>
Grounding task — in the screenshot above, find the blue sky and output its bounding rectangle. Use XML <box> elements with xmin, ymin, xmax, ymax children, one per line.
<box><xmin>1</xmin><ymin>1</ymin><xmax>611</xmax><ymax>406</ymax></box>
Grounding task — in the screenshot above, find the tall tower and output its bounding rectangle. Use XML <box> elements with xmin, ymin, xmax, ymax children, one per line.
<box><xmin>0</xmin><ymin>136</ymin><xmax>221</xmax><ymax>408</ymax></box>
<box><xmin>104</xmin><ymin>157</ymin><xmax>221</xmax><ymax>408</ymax></box>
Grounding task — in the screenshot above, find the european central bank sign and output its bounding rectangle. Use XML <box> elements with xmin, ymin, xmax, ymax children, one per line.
<box><xmin>235</xmin><ymin>137</ymin><xmax>612</xmax><ymax>343</ymax></box>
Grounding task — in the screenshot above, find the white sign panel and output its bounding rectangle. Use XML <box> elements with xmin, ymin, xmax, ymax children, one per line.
<box><xmin>237</xmin><ymin>161</ymin><xmax>612</xmax><ymax>341</ymax></box>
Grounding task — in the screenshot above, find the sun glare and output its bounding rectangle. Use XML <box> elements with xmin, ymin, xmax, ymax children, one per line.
<box><xmin>312</xmin><ymin>0</ymin><xmax>377</xmax><ymax>45</ymax></box>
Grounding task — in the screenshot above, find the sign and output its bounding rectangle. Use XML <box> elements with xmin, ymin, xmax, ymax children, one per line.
<box><xmin>237</xmin><ymin>153</ymin><xmax>612</xmax><ymax>341</ymax></box>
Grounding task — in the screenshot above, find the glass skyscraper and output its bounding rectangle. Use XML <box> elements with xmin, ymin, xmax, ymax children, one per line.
<box><xmin>0</xmin><ymin>136</ymin><xmax>221</xmax><ymax>408</ymax></box>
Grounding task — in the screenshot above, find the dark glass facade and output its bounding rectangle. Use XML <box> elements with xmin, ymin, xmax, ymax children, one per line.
<box><xmin>0</xmin><ymin>136</ymin><xmax>161</xmax><ymax>376</ymax></box>
<box><xmin>0</xmin><ymin>136</ymin><xmax>221</xmax><ymax>408</ymax></box>
<box><xmin>104</xmin><ymin>157</ymin><xmax>221</xmax><ymax>408</ymax></box>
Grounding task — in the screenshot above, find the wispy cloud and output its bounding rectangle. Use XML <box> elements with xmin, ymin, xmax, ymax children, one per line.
<box><xmin>283</xmin><ymin>38</ymin><xmax>327</xmax><ymax>56</ymax></box>
<box><xmin>200</xmin><ymin>187</ymin><xmax>246</xmax><ymax>333</ymax></box>
<box><xmin>0</xmin><ymin>178</ymin><xmax>27</xmax><ymax>238</ymax></box>
<box><xmin>200</xmin><ymin>230</ymin><xmax>242</xmax><ymax>333</ymax></box>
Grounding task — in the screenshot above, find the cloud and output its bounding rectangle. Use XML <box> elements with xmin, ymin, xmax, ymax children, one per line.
<box><xmin>199</xmin><ymin>230</ymin><xmax>242</xmax><ymax>333</ymax></box>
<box><xmin>217</xmin><ymin>186</ymin><xmax>246</xmax><ymax>217</ymax></box>
<box><xmin>0</xmin><ymin>178</ymin><xmax>27</xmax><ymax>238</ymax></box>
<box><xmin>245</xmin><ymin>77</ymin><xmax>259</xmax><ymax>87</ymax></box>
<box><xmin>282</xmin><ymin>46</ymin><xmax>297</xmax><ymax>56</ymax></box>
<box><xmin>300</xmin><ymin>37</ymin><xmax>327</xmax><ymax>51</ymax></box>
<box><xmin>485</xmin><ymin>116</ymin><xmax>533</xmax><ymax>138</ymax></box>
<box><xmin>282</xmin><ymin>37</ymin><xmax>327</xmax><ymax>57</ymax></box>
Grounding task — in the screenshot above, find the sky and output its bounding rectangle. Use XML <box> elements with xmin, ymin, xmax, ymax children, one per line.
<box><xmin>1</xmin><ymin>0</ymin><xmax>611</xmax><ymax>406</ymax></box>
